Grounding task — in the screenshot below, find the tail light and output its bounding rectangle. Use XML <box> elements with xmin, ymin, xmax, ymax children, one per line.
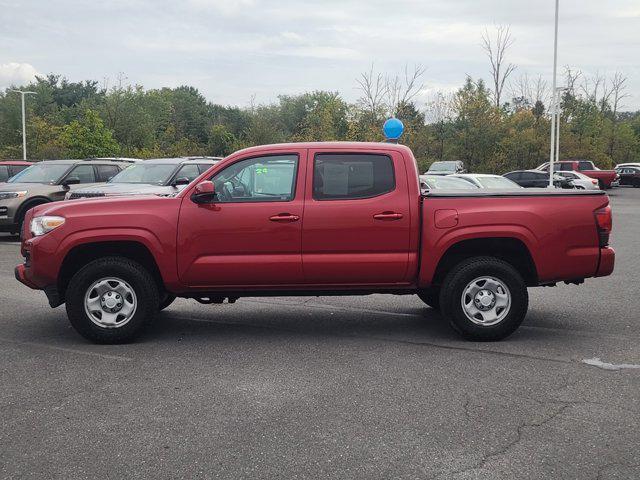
<box><xmin>594</xmin><ymin>205</ymin><xmax>612</xmax><ymax>247</ymax></box>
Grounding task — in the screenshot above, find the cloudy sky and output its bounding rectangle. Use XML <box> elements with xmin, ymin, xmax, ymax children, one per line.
<box><xmin>1</xmin><ymin>0</ymin><xmax>639</xmax><ymax>109</ymax></box>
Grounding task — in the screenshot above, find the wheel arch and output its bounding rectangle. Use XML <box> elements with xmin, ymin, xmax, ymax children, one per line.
<box><xmin>431</xmin><ymin>237</ymin><xmax>538</xmax><ymax>287</ymax></box>
<box><xmin>58</xmin><ymin>240</ymin><xmax>165</xmax><ymax>303</ymax></box>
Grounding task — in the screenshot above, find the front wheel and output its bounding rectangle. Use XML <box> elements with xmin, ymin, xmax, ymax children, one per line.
<box><xmin>439</xmin><ymin>257</ymin><xmax>528</xmax><ymax>341</ymax></box>
<box><xmin>66</xmin><ymin>257</ymin><xmax>160</xmax><ymax>344</ymax></box>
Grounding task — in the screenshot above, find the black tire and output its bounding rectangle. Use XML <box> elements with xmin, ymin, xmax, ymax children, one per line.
<box><xmin>159</xmin><ymin>293</ymin><xmax>176</xmax><ymax>310</ymax></box>
<box><xmin>17</xmin><ymin>200</ymin><xmax>49</xmax><ymax>239</ymax></box>
<box><xmin>439</xmin><ymin>257</ymin><xmax>529</xmax><ymax>341</ymax></box>
<box><xmin>417</xmin><ymin>287</ymin><xmax>440</xmax><ymax>310</ymax></box>
<box><xmin>598</xmin><ymin>180</ymin><xmax>606</xmax><ymax>190</ymax></box>
<box><xmin>633</xmin><ymin>179</ymin><xmax>640</xmax><ymax>188</ymax></box>
<box><xmin>66</xmin><ymin>256</ymin><xmax>160</xmax><ymax>344</ymax></box>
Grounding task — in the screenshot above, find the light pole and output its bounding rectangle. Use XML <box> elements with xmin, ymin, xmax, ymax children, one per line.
<box><xmin>554</xmin><ymin>87</ymin><xmax>565</xmax><ymax>166</ymax></box>
<box><xmin>10</xmin><ymin>89</ymin><xmax>37</xmax><ymax>160</ymax></box>
<box><xmin>548</xmin><ymin>0</ymin><xmax>560</xmax><ymax>187</ymax></box>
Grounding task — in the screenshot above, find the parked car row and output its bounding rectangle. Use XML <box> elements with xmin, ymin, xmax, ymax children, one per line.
<box><xmin>0</xmin><ymin>156</ymin><xmax>222</xmax><ymax>234</ymax></box>
<box><xmin>421</xmin><ymin>158</ymin><xmax>633</xmax><ymax>191</ymax></box>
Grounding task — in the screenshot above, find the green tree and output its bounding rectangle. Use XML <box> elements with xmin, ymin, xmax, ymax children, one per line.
<box><xmin>59</xmin><ymin>109</ymin><xmax>119</xmax><ymax>158</ymax></box>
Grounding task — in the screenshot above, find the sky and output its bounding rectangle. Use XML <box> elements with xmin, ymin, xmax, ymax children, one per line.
<box><xmin>1</xmin><ymin>0</ymin><xmax>639</xmax><ymax>109</ymax></box>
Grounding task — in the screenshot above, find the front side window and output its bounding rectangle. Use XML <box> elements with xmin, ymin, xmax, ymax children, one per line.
<box><xmin>211</xmin><ymin>155</ymin><xmax>298</xmax><ymax>202</ymax></box>
<box><xmin>558</xmin><ymin>163</ymin><xmax>573</xmax><ymax>171</ymax></box>
<box><xmin>313</xmin><ymin>154</ymin><xmax>395</xmax><ymax>200</ymax></box>
<box><xmin>68</xmin><ymin>165</ymin><xmax>96</xmax><ymax>183</ymax></box>
<box><xmin>174</xmin><ymin>164</ymin><xmax>201</xmax><ymax>182</ymax></box>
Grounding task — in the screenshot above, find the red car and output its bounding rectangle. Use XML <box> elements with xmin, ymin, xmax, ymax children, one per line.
<box><xmin>0</xmin><ymin>161</ymin><xmax>31</xmax><ymax>183</ymax></box>
<box><xmin>537</xmin><ymin>160</ymin><xmax>618</xmax><ymax>189</ymax></box>
<box><xmin>15</xmin><ymin>142</ymin><xmax>614</xmax><ymax>343</ymax></box>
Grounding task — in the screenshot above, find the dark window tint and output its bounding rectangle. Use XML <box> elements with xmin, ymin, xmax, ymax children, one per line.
<box><xmin>578</xmin><ymin>161</ymin><xmax>593</xmax><ymax>171</ymax></box>
<box><xmin>313</xmin><ymin>154</ymin><xmax>395</xmax><ymax>200</ymax></box>
<box><xmin>197</xmin><ymin>164</ymin><xmax>212</xmax><ymax>174</ymax></box>
<box><xmin>174</xmin><ymin>164</ymin><xmax>201</xmax><ymax>182</ymax></box>
<box><xmin>0</xmin><ymin>166</ymin><xmax>8</xmax><ymax>182</ymax></box>
<box><xmin>211</xmin><ymin>154</ymin><xmax>298</xmax><ymax>202</ymax></box>
<box><xmin>9</xmin><ymin>165</ymin><xmax>28</xmax><ymax>177</ymax></box>
<box><xmin>68</xmin><ymin>165</ymin><xmax>96</xmax><ymax>183</ymax></box>
<box><xmin>505</xmin><ymin>172</ymin><xmax>521</xmax><ymax>180</ymax></box>
<box><xmin>96</xmin><ymin>165</ymin><xmax>121</xmax><ymax>182</ymax></box>
<box><xmin>558</xmin><ymin>163</ymin><xmax>574</xmax><ymax>171</ymax></box>
<box><xmin>521</xmin><ymin>172</ymin><xmax>538</xmax><ymax>180</ymax></box>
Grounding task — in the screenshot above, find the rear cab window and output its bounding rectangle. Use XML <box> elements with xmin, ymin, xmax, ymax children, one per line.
<box><xmin>313</xmin><ymin>153</ymin><xmax>395</xmax><ymax>200</ymax></box>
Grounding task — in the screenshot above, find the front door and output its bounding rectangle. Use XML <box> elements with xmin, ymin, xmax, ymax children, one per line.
<box><xmin>301</xmin><ymin>149</ymin><xmax>411</xmax><ymax>285</ymax></box>
<box><xmin>177</xmin><ymin>151</ymin><xmax>306</xmax><ymax>287</ymax></box>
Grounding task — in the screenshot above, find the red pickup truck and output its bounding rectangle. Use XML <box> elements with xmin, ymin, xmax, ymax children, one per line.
<box><xmin>15</xmin><ymin>142</ymin><xmax>615</xmax><ymax>344</ymax></box>
<box><xmin>537</xmin><ymin>160</ymin><xmax>618</xmax><ymax>189</ymax></box>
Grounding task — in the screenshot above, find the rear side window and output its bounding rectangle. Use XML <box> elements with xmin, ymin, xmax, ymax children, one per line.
<box><xmin>505</xmin><ymin>172</ymin><xmax>521</xmax><ymax>180</ymax></box>
<box><xmin>578</xmin><ymin>161</ymin><xmax>593</xmax><ymax>171</ymax></box>
<box><xmin>313</xmin><ymin>153</ymin><xmax>395</xmax><ymax>200</ymax></box>
<box><xmin>96</xmin><ymin>165</ymin><xmax>121</xmax><ymax>182</ymax></box>
<box><xmin>0</xmin><ymin>166</ymin><xmax>8</xmax><ymax>182</ymax></box>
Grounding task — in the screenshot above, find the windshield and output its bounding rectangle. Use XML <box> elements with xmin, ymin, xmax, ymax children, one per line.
<box><xmin>476</xmin><ymin>176</ymin><xmax>521</xmax><ymax>188</ymax></box>
<box><xmin>8</xmin><ymin>163</ymin><xmax>70</xmax><ymax>184</ymax></box>
<box><xmin>428</xmin><ymin>161</ymin><xmax>458</xmax><ymax>173</ymax></box>
<box><xmin>108</xmin><ymin>163</ymin><xmax>177</xmax><ymax>184</ymax></box>
<box><xmin>422</xmin><ymin>176</ymin><xmax>477</xmax><ymax>189</ymax></box>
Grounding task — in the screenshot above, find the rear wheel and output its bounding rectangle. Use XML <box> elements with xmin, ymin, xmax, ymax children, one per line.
<box><xmin>598</xmin><ymin>179</ymin><xmax>606</xmax><ymax>190</ymax></box>
<box><xmin>633</xmin><ymin>178</ymin><xmax>640</xmax><ymax>188</ymax></box>
<box><xmin>439</xmin><ymin>257</ymin><xmax>528</xmax><ymax>341</ymax></box>
<box><xmin>66</xmin><ymin>257</ymin><xmax>159</xmax><ymax>343</ymax></box>
<box><xmin>417</xmin><ymin>287</ymin><xmax>440</xmax><ymax>310</ymax></box>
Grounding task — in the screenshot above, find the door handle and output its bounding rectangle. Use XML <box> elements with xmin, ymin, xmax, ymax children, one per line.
<box><xmin>373</xmin><ymin>212</ymin><xmax>403</xmax><ymax>221</ymax></box>
<box><xmin>269</xmin><ymin>213</ymin><xmax>300</xmax><ymax>222</ymax></box>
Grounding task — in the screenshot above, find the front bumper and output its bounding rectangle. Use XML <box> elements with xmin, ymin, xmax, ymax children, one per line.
<box><xmin>14</xmin><ymin>263</ymin><xmax>38</xmax><ymax>289</ymax></box>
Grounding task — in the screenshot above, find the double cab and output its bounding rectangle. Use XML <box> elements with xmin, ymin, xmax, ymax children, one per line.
<box><xmin>15</xmin><ymin>142</ymin><xmax>615</xmax><ymax>343</ymax></box>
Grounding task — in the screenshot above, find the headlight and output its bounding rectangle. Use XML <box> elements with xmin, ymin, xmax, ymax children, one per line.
<box><xmin>30</xmin><ymin>216</ymin><xmax>65</xmax><ymax>237</ymax></box>
<box><xmin>0</xmin><ymin>191</ymin><xmax>27</xmax><ymax>200</ymax></box>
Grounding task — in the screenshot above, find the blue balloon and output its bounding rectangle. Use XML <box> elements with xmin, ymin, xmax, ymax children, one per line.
<box><xmin>383</xmin><ymin>118</ymin><xmax>404</xmax><ymax>140</ymax></box>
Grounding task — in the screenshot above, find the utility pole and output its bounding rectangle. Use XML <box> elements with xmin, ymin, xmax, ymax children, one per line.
<box><xmin>10</xmin><ymin>90</ymin><xmax>37</xmax><ymax>160</ymax></box>
<box><xmin>555</xmin><ymin>87</ymin><xmax>565</xmax><ymax>166</ymax></box>
<box><xmin>548</xmin><ymin>0</ymin><xmax>559</xmax><ymax>187</ymax></box>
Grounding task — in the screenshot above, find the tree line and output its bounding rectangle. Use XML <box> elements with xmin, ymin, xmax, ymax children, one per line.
<box><xmin>0</xmin><ymin>32</ymin><xmax>637</xmax><ymax>174</ymax></box>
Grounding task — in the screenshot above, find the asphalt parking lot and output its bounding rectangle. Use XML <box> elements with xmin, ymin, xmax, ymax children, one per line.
<box><xmin>1</xmin><ymin>188</ymin><xmax>639</xmax><ymax>480</ymax></box>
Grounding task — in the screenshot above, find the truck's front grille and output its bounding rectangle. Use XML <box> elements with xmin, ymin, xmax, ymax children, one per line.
<box><xmin>69</xmin><ymin>192</ymin><xmax>106</xmax><ymax>199</ymax></box>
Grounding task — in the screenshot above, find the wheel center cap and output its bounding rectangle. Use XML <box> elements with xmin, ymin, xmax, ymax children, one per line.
<box><xmin>474</xmin><ymin>290</ymin><xmax>495</xmax><ymax>310</ymax></box>
<box><xmin>101</xmin><ymin>292</ymin><xmax>122</xmax><ymax>312</ymax></box>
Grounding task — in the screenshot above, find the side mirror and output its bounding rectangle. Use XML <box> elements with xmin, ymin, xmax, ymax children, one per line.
<box><xmin>62</xmin><ymin>177</ymin><xmax>80</xmax><ymax>189</ymax></box>
<box><xmin>173</xmin><ymin>177</ymin><xmax>191</xmax><ymax>186</ymax></box>
<box><xmin>191</xmin><ymin>181</ymin><xmax>216</xmax><ymax>204</ymax></box>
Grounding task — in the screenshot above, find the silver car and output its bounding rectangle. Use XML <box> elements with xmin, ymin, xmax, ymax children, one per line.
<box><xmin>67</xmin><ymin>157</ymin><xmax>222</xmax><ymax>200</ymax></box>
<box><xmin>449</xmin><ymin>174</ymin><xmax>522</xmax><ymax>189</ymax></box>
<box><xmin>555</xmin><ymin>170</ymin><xmax>600</xmax><ymax>190</ymax></box>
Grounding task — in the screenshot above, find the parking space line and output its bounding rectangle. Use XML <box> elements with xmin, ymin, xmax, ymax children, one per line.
<box><xmin>0</xmin><ymin>338</ymin><xmax>132</xmax><ymax>361</ymax></box>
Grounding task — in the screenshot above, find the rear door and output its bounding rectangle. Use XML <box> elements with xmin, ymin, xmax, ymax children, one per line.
<box><xmin>177</xmin><ymin>149</ymin><xmax>306</xmax><ymax>287</ymax></box>
<box><xmin>301</xmin><ymin>149</ymin><xmax>411</xmax><ymax>285</ymax></box>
